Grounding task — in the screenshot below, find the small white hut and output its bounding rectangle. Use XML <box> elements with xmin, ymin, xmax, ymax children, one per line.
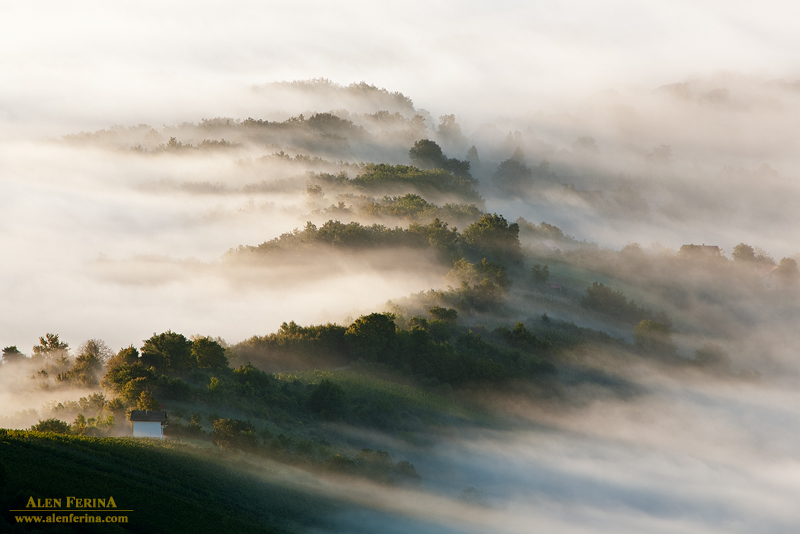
<box><xmin>129</xmin><ymin>410</ymin><xmax>167</xmax><ymax>439</ymax></box>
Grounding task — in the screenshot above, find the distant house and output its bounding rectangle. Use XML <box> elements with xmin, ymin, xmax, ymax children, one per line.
<box><xmin>678</xmin><ymin>244</ymin><xmax>721</xmax><ymax>259</ymax></box>
<box><xmin>129</xmin><ymin>410</ymin><xmax>167</xmax><ymax>439</ymax></box>
<box><xmin>545</xmin><ymin>282</ymin><xmax>563</xmax><ymax>290</ymax></box>
<box><xmin>757</xmin><ymin>264</ymin><xmax>779</xmax><ymax>291</ymax></box>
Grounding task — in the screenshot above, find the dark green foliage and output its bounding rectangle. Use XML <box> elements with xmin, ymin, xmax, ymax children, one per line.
<box><xmin>409</xmin><ymin>218</ymin><xmax>460</xmax><ymax>261</ymax></box>
<box><xmin>141</xmin><ymin>331</ymin><xmax>195</xmax><ymax>373</ymax></box>
<box><xmin>0</xmin><ymin>431</ymin><xmax>328</xmax><ymax>533</ymax></box>
<box><xmin>582</xmin><ymin>282</ymin><xmax>654</xmax><ymax>324</ymax></box>
<box><xmin>212</xmin><ymin>419</ymin><xmax>257</xmax><ymax>452</ymax></box>
<box><xmin>462</xmin><ymin>213</ymin><xmax>523</xmax><ymax>264</ymax></box>
<box><xmin>409</xmin><ymin>139</ymin><xmax>444</xmax><ymax>168</ymax></box>
<box><xmin>350</xmin><ymin>163</ymin><xmax>479</xmax><ymax>200</ymax></box>
<box><xmin>495</xmin><ymin>322</ymin><xmax>551</xmax><ymax>354</ymax></box>
<box><xmin>0</xmin><ymin>459</ymin><xmax>8</xmax><ymax>492</ymax></box>
<box><xmin>360</xmin><ymin>194</ymin><xmax>482</xmax><ymax>225</ymax></box>
<box><xmin>322</xmin><ymin>454</ymin><xmax>358</xmax><ymax>474</ymax></box>
<box><xmin>390</xmin><ymin>325</ymin><xmax>553</xmax><ymax>385</ymax></box>
<box><xmin>102</xmin><ymin>363</ymin><xmax>158</xmax><ymax>403</ymax></box>
<box><xmin>136</xmin><ymin>391</ymin><xmax>160</xmax><ymax>411</ymax></box>
<box><xmin>237</xmin><ymin>220</ymin><xmax>426</xmax><ymax>255</ymax></box>
<box><xmin>428</xmin><ymin>306</ymin><xmax>458</xmax><ymax>324</ymax></box>
<box><xmin>362</xmin><ymin>193</ymin><xmax>434</xmax><ymax>218</ymax></box>
<box><xmin>306</xmin><ymin>112</ymin><xmax>367</xmax><ymax>140</ymax></box>
<box><xmin>106</xmin><ymin>346</ymin><xmax>140</xmax><ymax>369</ymax></box>
<box><xmin>354</xmin><ymin>449</ymin><xmax>421</xmax><ymax>485</ymax></box>
<box><xmin>344</xmin><ymin>313</ymin><xmax>397</xmax><ymax>362</ymax></box>
<box><xmin>164</xmin><ymin>418</ymin><xmax>205</xmax><ymax>438</ymax></box>
<box><xmin>321</xmin><ymin>449</ymin><xmax>420</xmax><ymax>485</ymax></box>
<box><xmin>408</xmin><ymin>139</ymin><xmax>472</xmax><ymax>180</ymax></box>
<box><xmin>241</xmin><ymin>215</ymin><xmax>468</xmax><ymax>263</ymax></box>
<box><xmin>447</xmin><ymin>258</ymin><xmax>511</xmax><ymax>312</ymax></box>
<box><xmin>30</xmin><ymin>419</ymin><xmax>71</xmax><ymax>434</ymax></box>
<box><xmin>307</xmin><ymin>380</ymin><xmax>348</xmax><ymax>420</ymax></box>
<box><xmin>193</xmin><ymin>338</ymin><xmax>228</xmax><ymax>369</ymax></box>
<box><xmin>232</xmin><ymin>216</ymin><xmax>525</xmax><ymax>271</ymax></box>
<box><xmin>234</xmin><ymin>321</ymin><xmax>349</xmax><ymax>370</ymax></box>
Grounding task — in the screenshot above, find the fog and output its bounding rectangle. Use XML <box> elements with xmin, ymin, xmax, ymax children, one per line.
<box><xmin>4</xmin><ymin>1</ymin><xmax>800</xmax><ymax>135</ymax></box>
<box><xmin>4</xmin><ymin>3</ymin><xmax>800</xmax><ymax>533</ymax></box>
<box><xmin>294</xmin><ymin>356</ymin><xmax>800</xmax><ymax>534</ymax></box>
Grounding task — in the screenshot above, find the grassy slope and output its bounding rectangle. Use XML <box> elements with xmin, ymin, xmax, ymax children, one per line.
<box><xmin>0</xmin><ymin>431</ymin><xmax>333</xmax><ymax>534</ymax></box>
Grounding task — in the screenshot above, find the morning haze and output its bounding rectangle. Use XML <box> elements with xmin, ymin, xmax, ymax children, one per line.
<box><xmin>1</xmin><ymin>2</ymin><xmax>799</xmax><ymax>533</ymax></box>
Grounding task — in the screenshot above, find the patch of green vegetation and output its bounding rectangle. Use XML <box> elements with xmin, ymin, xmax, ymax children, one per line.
<box><xmin>0</xmin><ymin>431</ymin><xmax>330</xmax><ymax>534</ymax></box>
<box><xmin>311</xmin><ymin>163</ymin><xmax>482</xmax><ymax>202</ymax></box>
<box><xmin>278</xmin><ymin>369</ymin><xmax>468</xmax><ymax>426</ymax></box>
<box><xmin>360</xmin><ymin>193</ymin><xmax>482</xmax><ymax>226</ymax></box>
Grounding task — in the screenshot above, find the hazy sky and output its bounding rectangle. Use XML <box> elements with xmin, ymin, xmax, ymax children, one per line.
<box><xmin>3</xmin><ymin>1</ymin><xmax>800</xmax><ymax>134</ymax></box>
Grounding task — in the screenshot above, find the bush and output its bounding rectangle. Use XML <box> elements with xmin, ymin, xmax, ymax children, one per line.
<box><xmin>31</xmin><ymin>419</ymin><xmax>71</xmax><ymax>434</ymax></box>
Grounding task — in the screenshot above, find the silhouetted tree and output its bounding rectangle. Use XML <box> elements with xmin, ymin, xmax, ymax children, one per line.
<box><xmin>1</xmin><ymin>346</ymin><xmax>25</xmax><ymax>365</ymax></box>
<box><xmin>344</xmin><ymin>313</ymin><xmax>397</xmax><ymax>362</ymax></box>
<box><xmin>32</xmin><ymin>333</ymin><xmax>69</xmax><ymax>362</ymax></box>
<box><xmin>192</xmin><ymin>337</ymin><xmax>228</xmax><ymax>369</ymax></box>
<box><xmin>141</xmin><ymin>331</ymin><xmax>194</xmax><ymax>373</ymax></box>
<box><xmin>106</xmin><ymin>346</ymin><xmax>140</xmax><ymax>370</ymax></box>
<box><xmin>409</xmin><ymin>139</ymin><xmax>444</xmax><ymax>169</ymax></box>
<box><xmin>732</xmin><ymin>243</ymin><xmax>756</xmax><ymax>263</ymax></box>
<box><xmin>462</xmin><ymin>213</ymin><xmax>522</xmax><ymax>264</ymax></box>
<box><xmin>408</xmin><ymin>139</ymin><xmax>472</xmax><ymax>180</ymax></box>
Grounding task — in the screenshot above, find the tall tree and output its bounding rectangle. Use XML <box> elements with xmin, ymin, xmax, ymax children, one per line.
<box><xmin>32</xmin><ymin>333</ymin><xmax>69</xmax><ymax>362</ymax></box>
<box><xmin>141</xmin><ymin>331</ymin><xmax>194</xmax><ymax>373</ymax></box>
<box><xmin>192</xmin><ymin>338</ymin><xmax>229</xmax><ymax>369</ymax></box>
<box><xmin>409</xmin><ymin>139</ymin><xmax>444</xmax><ymax>169</ymax></box>
<box><xmin>1</xmin><ymin>346</ymin><xmax>25</xmax><ymax>365</ymax></box>
<box><xmin>732</xmin><ymin>243</ymin><xmax>756</xmax><ymax>263</ymax></box>
<box><xmin>462</xmin><ymin>213</ymin><xmax>523</xmax><ymax>264</ymax></box>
